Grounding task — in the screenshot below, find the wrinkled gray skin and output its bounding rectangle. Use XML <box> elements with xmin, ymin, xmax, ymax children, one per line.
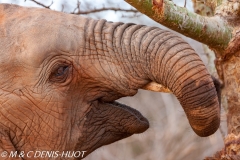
<box><xmin>0</xmin><ymin>4</ymin><xmax>220</xmax><ymax>160</ymax></box>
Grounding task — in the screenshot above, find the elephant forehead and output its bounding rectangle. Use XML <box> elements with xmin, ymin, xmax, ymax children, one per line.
<box><xmin>0</xmin><ymin>5</ymin><xmax>86</xmax><ymax>67</ymax></box>
<box><xmin>13</xmin><ymin>25</ymin><xmax>84</xmax><ymax>67</ymax></box>
<box><xmin>17</xmin><ymin>29</ymin><xmax>74</xmax><ymax>65</ymax></box>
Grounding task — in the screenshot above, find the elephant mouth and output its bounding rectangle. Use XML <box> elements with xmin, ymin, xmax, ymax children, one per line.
<box><xmin>106</xmin><ymin>101</ymin><xmax>150</xmax><ymax>134</ymax></box>
<box><xmin>95</xmin><ymin>98</ymin><xmax>150</xmax><ymax>135</ymax></box>
<box><xmin>78</xmin><ymin>100</ymin><xmax>149</xmax><ymax>158</ymax></box>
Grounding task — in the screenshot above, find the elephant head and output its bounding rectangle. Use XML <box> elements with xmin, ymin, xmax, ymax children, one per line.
<box><xmin>0</xmin><ymin>4</ymin><xmax>220</xmax><ymax>159</ymax></box>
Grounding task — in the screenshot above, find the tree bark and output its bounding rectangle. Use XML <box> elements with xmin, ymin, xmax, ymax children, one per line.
<box><xmin>124</xmin><ymin>0</ymin><xmax>232</xmax><ymax>50</ymax></box>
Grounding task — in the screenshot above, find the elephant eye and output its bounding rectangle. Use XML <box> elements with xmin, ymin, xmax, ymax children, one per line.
<box><xmin>56</xmin><ymin>66</ymin><xmax>69</xmax><ymax>76</ymax></box>
<box><xmin>49</xmin><ymin>65</ymin><xmax>71</xmax><ymax>83</ymax></box>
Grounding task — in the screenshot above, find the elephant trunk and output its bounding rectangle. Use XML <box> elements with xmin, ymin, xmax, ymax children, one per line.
<box><xmin>84</xmin><ymin>19</ymin><xmax>220</xmax><ymax>137</ymax></box>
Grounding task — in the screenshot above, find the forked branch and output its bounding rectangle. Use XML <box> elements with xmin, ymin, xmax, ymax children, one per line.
<box><xmin>125</xmin><ymin>0</ymin><xmax>232</xmax><ymax>51</ymax></box>
<box><xmin>26</xmin><ymin>0</ymin><xmax>53</xmax><ymax>9</ymax></box>
<box><xmin>27</xmin><ymin>0</ymin><xmax>138</xmax><ymax>14</ymax></box>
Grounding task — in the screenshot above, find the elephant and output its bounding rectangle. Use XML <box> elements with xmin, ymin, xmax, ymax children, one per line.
<box><xmin>0</xmin><ymin>3</ymin><xmax>220</xmax><ymax>160</ymax></box>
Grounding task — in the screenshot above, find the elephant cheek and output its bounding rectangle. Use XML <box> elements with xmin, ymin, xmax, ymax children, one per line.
<box><xmin>75</xmin><ymin>101</ymin><xmax>149</xmax><ymax>158</ymax></box>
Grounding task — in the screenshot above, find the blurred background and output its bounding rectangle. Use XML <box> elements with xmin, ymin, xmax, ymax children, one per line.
<box><xmin>0</xmin><ymin>0</ymin><xmax>227</xmax><ymax>159</ymax></box>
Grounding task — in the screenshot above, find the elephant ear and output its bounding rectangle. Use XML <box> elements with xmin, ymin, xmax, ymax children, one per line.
<box><xmin>0</xmin><ymin>127</ymin><xmax>19</xmax><ymax>156</ymax></box>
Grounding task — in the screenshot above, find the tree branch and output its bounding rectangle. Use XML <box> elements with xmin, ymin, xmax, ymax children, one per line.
<box><xmin>27</xmin><ymin>0</ymin><xmax>53</xmax><ymax>9</ymax></box>
<box><xmin>71</xmin><ymin>7</ymin><xmax>138</xmax><ymax>15</ymax></box>
<box><xmin>27</xmin><ymin>0</ymin><xmax>138</xmax><ymax>15</ymax></box>
<box><xmin>125</xmin><ymin>0</ymin><xmax>232</xmax><ymax>50</ymax></box>
<box><xmin>192</xmin><ymin>0</ymin><xmax>223</xmax><ymax>14</ymax></box>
